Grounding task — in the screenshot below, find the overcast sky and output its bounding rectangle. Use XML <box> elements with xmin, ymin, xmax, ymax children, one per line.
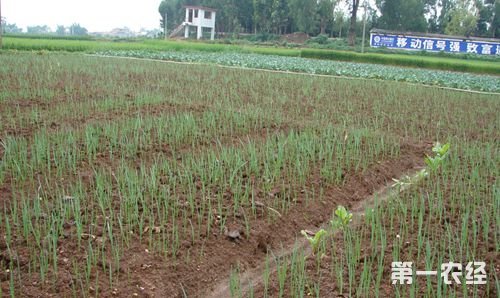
<box><xmin>2</xmin><ymin>0</ymin><xmax>161</xmax><ymax>32</ymax></box>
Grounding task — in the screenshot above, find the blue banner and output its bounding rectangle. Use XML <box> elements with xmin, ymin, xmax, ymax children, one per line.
<box><xmin>370</xmin><ymin>33</ymin><xmax>500</xmax><ymax>56</ymax></box>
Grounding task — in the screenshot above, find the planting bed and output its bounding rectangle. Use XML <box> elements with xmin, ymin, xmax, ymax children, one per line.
<box><xmin>94</xmin><ymin>50</ymin><xmax>500</xmax><ymax>92</ymax></box>
<box><xmin>0</xmin><ymin>52</ymin><xmax>498</xmax><ymax>297</ymax></box>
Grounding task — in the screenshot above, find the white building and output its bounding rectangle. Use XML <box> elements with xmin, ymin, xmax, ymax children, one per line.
<box><xmin>183</xmin><ymin>6</ymin><xmax>217</xmax><ymax>40</ymax></box>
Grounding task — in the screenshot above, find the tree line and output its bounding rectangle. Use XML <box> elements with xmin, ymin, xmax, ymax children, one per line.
<box><xmin>159</xmin><ymin>0</ymin><xmax>499</xmax><ymax>45</ymax></box>
<box><xmin>0</xmin><ymin>20</ymin><xmax>89</xmax><ymax>36</ymax></box>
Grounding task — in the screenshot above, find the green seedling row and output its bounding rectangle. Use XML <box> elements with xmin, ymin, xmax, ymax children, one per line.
<box><xmin>0</xmin><ymin>52</ymin><xmax>497</xmax><ymax>297</ymax></box>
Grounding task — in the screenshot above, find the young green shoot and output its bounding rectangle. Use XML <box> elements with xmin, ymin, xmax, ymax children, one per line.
<box><xmin>301</xmin><ymin>229</ymin><xmax>327</xmax><ymax>255</ymax></box>
<box><xmin>330</xmin><ymin>205</ymin><xmax>353</xmax><ymax>230</ymax></box>
<box><xmin>425</xmin><ymin>142</ymin><xmax>450</xmax><ymax>172</ymax></box>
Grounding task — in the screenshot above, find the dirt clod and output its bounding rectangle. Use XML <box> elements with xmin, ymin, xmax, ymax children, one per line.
<box><xmin>224</xmin><ymin>228</ymin><xmax>242</xmax><ymax>241</ymax></box>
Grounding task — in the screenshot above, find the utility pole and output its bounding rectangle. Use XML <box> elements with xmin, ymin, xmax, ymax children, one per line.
<box><xmin>361</xmin><ymin>0</ymin><xmax>367</xmax><ymax>53</ymax></box>
<box><xmin>164</xmin><ymin>12</ymin><xmax>168</xmax><ymax>40</ymax></box>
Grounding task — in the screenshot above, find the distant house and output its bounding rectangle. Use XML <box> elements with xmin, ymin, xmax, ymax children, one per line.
<box><xmin>170</xmin><ymin>6</ymin><xmax>217</xmax><ymax>40</ymax></box>
<box><xmin>108</xmin><ymin>27</ymin><xmax>135</xmax><ymax>38</ymax></box>
<box><xmin>138</xmin><ymin>28</ymin><xmax>161</xmax><ymax>38</ymax></box>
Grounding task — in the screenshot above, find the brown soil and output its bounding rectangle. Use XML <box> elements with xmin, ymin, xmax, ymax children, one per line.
<box><xmin>1</xmin><ymin>100</ymin><xmax>208</xmax><ymax>139</ymax></box>
<box><xmin>250</xmin><ymin>199</ymin><xmax>498</xmax><ymax>298</ymax></box>
<box><xmin>0</xmin><ymin>140</ymin><xmax>427</xmax><ymax>297</ymax></box>
<box><xmin>281</xmin><ymin>32</ymin><xmax>310</xmax><ymax>44</ymax></box>
<box><xmin>207</xmin><ymin>164</ymin><xmax>427</xmax><ymax>298</ymax></box>
<box><xmin>3</xmin><ymin>54</ymin><xmax>496</xmax><ymax>298</ymax></box>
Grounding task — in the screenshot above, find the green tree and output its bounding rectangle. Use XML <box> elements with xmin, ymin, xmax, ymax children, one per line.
<box><xmin>159</xmin><ymin>0</ymin><xmax>184</xmax><ymax>37</ymax></box>
<box><xmin>288</xmin><ymin>0</ymin><xmax>318</xmax><ymax>35</ymax></box>
<box><xmin>445</xmin><ymin>0</ymin><xmax>478</xmax><ymax>36</ymax></box>
<box><xmin>69</xmin><ymin>23</ymin><xmax>88</xmax><ymax>36</ymax></box>
<box><xmin>492</xmin><ymin>0</ymin><xmax>500</xmax><ymax>37</ymax></box>
<box><xmin>300</xmin><ymin>0</ymin><xmax>318</xmax><ymax>34</ymax></box>
<box><xmin>253</xmin><ymin>0</ymin><xmax>272</xmax><ymax>33</ymax></box>
<box><xmin>4</xmin><ymin>23</ymin><xmax>22</xmax><ymax>33</ymax></box>
<box><xmin>474</xmin><ymin>0</ymin><xmax>495</xmax><ymax>37</ymax></box>
<box><xmin>332</xmin><ymin>8</ymin><xmax>347</xmax><ymax>37</ymax></box>
<box><xmin>202</xmin><ymin>0</ymin><xmax>252</xmax><ymax>34</ymax></box>
<box><xmin>376</xmin><ymin>0</ymin><xmax>428</xmax><ymax>32</ymax></box>
<box><xmin>317</xmin><ymin>0</ymin><xmax>337</xmax><ymax>35</ymax></box>
<box><xmin>436</xmin><ymin>0</ymin><xmax>454</xmax><ymax>33</ymax></box>
<box><xmin>158</xmin><ymin>0</ymin><xmax>169</xmax><ymax>36</ymax></box>
<box><xmin>426</xmin><ymin>0</ymin><xmax>440</xmax><ymax>32</ymax></box>
<box><xmin>27</xmin><ymin>25</ymin><xmax>51</xmax><ymax>34</ymax></box>
<box><xmin>56</xmin><ymin>25</ymin><xmax>66</xmax><ymax>35</ymax></box>
<box><xmin>231</xmin><ymin>0</ymin><xmax>254</xmax><ymax>33</ymax></box>
<box><xmin>0</xmin><ymin>0</ymin><xmax>3</xmax><ymax>48</ymax></box>
<box><xmin>159</xmin><ymin>0</ymin><xmax>255</xmax><ymax>36</ymax></box>
<box><xmin>271</xmin><ymin>0</ymin><xmax>289</xmax><ymax>34</ymax></box>
<box><xmin>347</xmin><ymin>0</ymin><xmax>360</xmax><ymax>46</ymax></box>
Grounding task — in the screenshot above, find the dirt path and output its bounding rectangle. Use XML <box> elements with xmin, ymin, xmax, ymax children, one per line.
<box><xmin>205</xmin><ymin>167</ymin><xmax>426</xmax><ymax>298</ymax></box>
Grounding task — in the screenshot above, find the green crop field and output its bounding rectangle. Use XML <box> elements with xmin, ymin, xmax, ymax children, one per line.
<box><xmin>0</xmin><ymin>51</ymin><xmax>498</xmax><ymax>297</ymax></box>
<box><xmin>94</xmin><ymin>50</ymin><xmax>500</xmax><ymax>92</ymax></box>
<box><xmin>3</xmin><ymin>35</ymin><xmax>500</xmax><ymax>75</ymax></box>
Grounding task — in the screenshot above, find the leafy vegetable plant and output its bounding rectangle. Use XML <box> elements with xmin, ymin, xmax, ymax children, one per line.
<box><xmin>391</xmin><ymin>175</ymin><xmax>413</xmax><ymax>189</ymax></box>
<box><xmin>330</xmin><ymin>206</ymin><xmax>353</xmax><ymax>230</ymax></box>
<box><xmin>301</xmin><ymin>229</ymin><xmax>327</xmax><ymax>255</ymax></box>
<box><xmin>425</xmin><ymin>142</ymin><xmax>450</xmax><ymax>172</ymax></box>
<box><xmin>392</xmin><ymin>143</ymin><xmax>450</xmax><ymax>190</ymax></box>
<box><xmin>391</xmin><ymin>169</ymin><xmax>428</xmax><ymax>190</ymax></box>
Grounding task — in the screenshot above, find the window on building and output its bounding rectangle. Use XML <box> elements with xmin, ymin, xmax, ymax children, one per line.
<box><xmin>188</xmin><ymin>9</ymin><xmax>193</xmax><ymax>22</ymax></box>
<box><xmin>204</xmin><ymin>11</ymin><xmax>212</xmax><ymax>19</ymax></box>
<box><xmin>194</xmin><ymin>9</ymin><xmax>198</xmax><ymax>18</ymax></box>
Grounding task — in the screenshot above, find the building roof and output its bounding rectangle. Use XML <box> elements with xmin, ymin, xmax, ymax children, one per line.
<box><xmin>183</xmin><ymin>5</ymin><xmax>217</xmax><ymax>12</ymax></box>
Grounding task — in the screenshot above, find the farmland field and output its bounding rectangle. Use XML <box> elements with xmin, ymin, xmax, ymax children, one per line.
<box><xmin>4</xmin><ymin>36</ymin><xmax>500</xmax><ymax>75</ymax></box>
<box><xmin>0</xmin><ymin>51</ymin><xmax>498</xmax><ymax>297</ymax></box>
<box><xmin>95</xmin><ymin>50</ymin><xmax>500</xmax><ymax>92</ymax></box>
